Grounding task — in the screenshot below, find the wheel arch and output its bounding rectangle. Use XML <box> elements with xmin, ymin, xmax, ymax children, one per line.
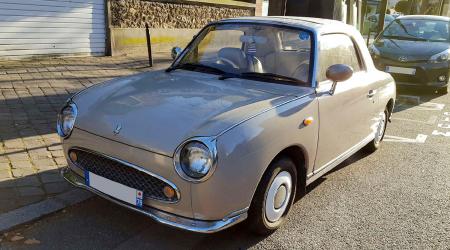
<box><xmin>256</xmin><ymin>145</ymin><xmax>308</xmax><ymax>200</ymax></box>
<box><xmin>276</xmin><ymin>145</ymin><xmax>308</xmax><ymax>197</ymax></box>
<box><xmin>386</xmin><ymin>98</ymin><xmax>395</xmax><ymax>122</ymax></box>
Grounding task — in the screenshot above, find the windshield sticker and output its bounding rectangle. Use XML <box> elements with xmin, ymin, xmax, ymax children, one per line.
<box><xmin>299</xmin><ymin>32</ymin><xmax>310</xmax><ymax>41</ymax></box>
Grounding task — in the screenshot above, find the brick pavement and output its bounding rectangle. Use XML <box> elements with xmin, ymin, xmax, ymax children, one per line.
<box><xmin>0</xmin><ymin>54</ymin><xmax>171</xmax><ymax>213</ymax></box>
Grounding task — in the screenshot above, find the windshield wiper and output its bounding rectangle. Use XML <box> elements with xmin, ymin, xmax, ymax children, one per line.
<box><xmin>383</xmin><ymin>35</ymin><xmax>427</xmax><ymax>41</ymax></box>
<box><xmin>220</xmin><ymin>72</ymin><xmax>306</xmax><ymax>85</ymax></box>
<box><xmin>166</xmin><ymin>63</ymin><xmax>225</xmax><ymax>74</ymax></box>
<box><xmin>390</xmin><ymin>21</ymin><xmax>428</xmax><ymax>41</ymax></box>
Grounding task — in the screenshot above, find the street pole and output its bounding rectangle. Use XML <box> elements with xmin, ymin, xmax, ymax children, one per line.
<box><xmin>145</xmin><ymin>23</ymin><xmax>153</xmax><ymax>68</ymax></box>
<box><xmin>377</xmin><ymin>0</ymin><xmax>389</xmax><ymax>36</ymax></box>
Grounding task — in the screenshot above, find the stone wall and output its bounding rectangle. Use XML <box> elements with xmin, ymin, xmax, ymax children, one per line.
<box><xmin>110</xmin><ymin>0</ymin><xmax>254</xmax><ymax>29</ymax></box>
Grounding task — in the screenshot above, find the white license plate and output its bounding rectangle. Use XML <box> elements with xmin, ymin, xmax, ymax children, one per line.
<box><xmin>386</xmin><ymin>66</ymin><xmax>416</xmax><ymax>75</ymax></box>
<box><xmin>85</xmin><ymin>171</ymin><xmax>143</xmax><ymax>207</ymax></box>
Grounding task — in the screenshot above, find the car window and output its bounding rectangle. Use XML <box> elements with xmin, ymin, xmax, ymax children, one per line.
<box><xmin>318</xmin><ymin>34</ymin><xmax>362</xmax><ymax>82</ymax></box>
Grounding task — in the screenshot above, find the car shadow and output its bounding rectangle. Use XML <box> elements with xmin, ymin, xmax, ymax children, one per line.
<box><xmin>304</xmin><ymin>148</ymin><xmax>372</xmax><ymax>196</ymax></box>
<box><xmin>0</xmin><ymin>168</ymin><xmax>72</xmax><ymax>214</ymax></box>
<box><xmin>393</xmin><ymin>86</ymin><xmax>447</xmax><ymax>113</ymax></box>
<box><xmin>2</xmin><ymin>147</ymin><xmax>374</xmax><ymax>249</ymax></box>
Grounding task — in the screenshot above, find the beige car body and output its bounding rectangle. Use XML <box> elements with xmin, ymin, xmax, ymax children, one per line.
<box><xmin>59</xmin><ymin>17</ymin><xmax>396</xmax><ymax>233</ymax></box>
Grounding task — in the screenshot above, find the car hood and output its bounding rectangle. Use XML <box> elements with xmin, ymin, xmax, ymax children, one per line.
<box><xmin>72</xmin><ymin>70</ymin><xmax>313</xmax><ymax>156</ymax></box>
<box><xmin>374</xmin><ymin>38</ymin><xmax>449</xmax><ymax>61</ymax></box>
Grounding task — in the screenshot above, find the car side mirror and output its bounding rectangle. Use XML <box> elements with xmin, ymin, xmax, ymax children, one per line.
<box><xmin>171</xmin><ymin>47</ymin><xmax>182</xmax><ymax>60</ymax></box>
<box><xmin>326</xmin><ymin>64</ymin><xmax>353</xmax><ymax>95</ymax></box>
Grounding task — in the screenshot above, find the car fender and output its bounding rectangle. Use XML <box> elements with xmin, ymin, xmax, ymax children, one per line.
<box><xmin>189</xmin><ymin>94</ymin><xmax>319</xmax><ymax>220</ymax></box>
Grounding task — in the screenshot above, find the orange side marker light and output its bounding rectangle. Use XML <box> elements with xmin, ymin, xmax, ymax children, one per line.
<box><xmin>303</xmin><ymin>117</ymin><xmax>314</xmax><ymax>126</ymax></box>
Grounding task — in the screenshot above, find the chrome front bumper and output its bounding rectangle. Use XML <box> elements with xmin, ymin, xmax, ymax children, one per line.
<box><xmin>61</xmin><ymin>167</ymin><xmax>247</xmax><ymax>233</ymax></box>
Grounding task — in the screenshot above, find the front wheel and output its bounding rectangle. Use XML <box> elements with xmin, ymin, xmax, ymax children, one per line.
<box><xmin>365</xmin><ymin>108</ymin><xmax>388</xmax><ymax>153</ymax></box>
<box><xmin>247</xmin><ymin>157</ymin><xmax>297</xmax><ymax>235</ymax></box>
<box><xmin>439</xmin><ymin>87</ymin><xmax>448</xmax><ymax>94</ymax></box>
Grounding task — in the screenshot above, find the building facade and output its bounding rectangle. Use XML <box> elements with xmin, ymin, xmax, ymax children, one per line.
<box><xmin>0</xmin><ymin>0</ymin><xmax>262</xmax><ymax>60</ymax></box>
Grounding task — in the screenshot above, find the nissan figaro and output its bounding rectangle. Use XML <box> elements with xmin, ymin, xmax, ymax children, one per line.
<box><xmin>58</xmin><ymin>16</ymin><xmax>396</xmax><ymax>234</ymax></box>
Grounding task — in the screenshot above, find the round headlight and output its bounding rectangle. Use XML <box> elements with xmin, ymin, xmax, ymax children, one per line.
<box><xmin>175</xmin><ymin>139</ymin><xmax>217</xmax><ymax>182</ymax></box>
<box><xmin>57</xmin><ymin>103</ymin><xmax>77</xmax><ymax>138</ymax></box>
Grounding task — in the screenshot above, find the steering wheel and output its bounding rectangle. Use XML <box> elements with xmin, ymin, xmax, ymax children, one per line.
<box><xmin>218</xmin><ymin>56</ymin><xmax>240</xmax><ymax>69</ymax></box>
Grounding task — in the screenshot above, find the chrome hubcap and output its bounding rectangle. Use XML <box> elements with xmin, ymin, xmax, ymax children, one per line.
<box><xmin>375</xmin><ymin>112</ymin><xmax>387</xmax><ymax>144</ymax></box>
<box><xmin>265</xmin><ymin>171</ymin><xmax>292</xmax><ymax>223</ymax></box>
<box><xmin>274</xmin><ymin>185</ymin><xmax>287</xmax><ymax>209</ymax></box>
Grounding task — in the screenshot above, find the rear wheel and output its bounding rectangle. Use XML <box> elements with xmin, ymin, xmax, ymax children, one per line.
<box><xmin>247</xmin><ymin>157</ymin><xmax>297</xmax><ymax>235</ymax></box>
<box><xmin>365</xmin><ymin>108</ymin><xmax>388</xmax><ymax>153</ymax></box>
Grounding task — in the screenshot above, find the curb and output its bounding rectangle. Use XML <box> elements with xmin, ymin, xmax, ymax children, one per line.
<box><xmin>0</xmin><ymin>189</ymin><xmax>93</xmax><ymax>233</ymax></box>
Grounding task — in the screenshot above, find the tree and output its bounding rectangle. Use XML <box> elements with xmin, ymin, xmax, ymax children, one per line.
<box><xmin>395</xmin><ymin>0</ymin><xmax>411</xmax><ymax>13</ymax></box>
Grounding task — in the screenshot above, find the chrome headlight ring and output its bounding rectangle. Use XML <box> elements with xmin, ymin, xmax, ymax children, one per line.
<box><xmin>174</xmin><ymin>137</ymin><xmax>218</xmax><ymax>183</ymax></box>
<box><xmin>56</xmin><ymin>102</ymin><xmax>78</xmax><ymax>138</ymax></box>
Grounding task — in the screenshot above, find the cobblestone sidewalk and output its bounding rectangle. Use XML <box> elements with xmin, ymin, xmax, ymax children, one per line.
<box><xmin>0</xmin><ymin>55</ymin><xmax>171</xmax><ymax>214</ymax></box>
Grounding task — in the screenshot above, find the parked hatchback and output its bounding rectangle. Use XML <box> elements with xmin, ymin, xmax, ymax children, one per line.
<box><xmin>58</xmin><ymin>17</ymin><xmax>396</xmax><ymax>234</ymax></box>
<box><xmin>370</xmin><ymin>15</ymin><xmax>450</xmax><ymax>94</ymax></box>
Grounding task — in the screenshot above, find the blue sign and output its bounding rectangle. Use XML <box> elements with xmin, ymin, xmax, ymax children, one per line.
<box><xmin>299</xmin><ymin>32</ymin><xmax>310</xmax><ymax>41</ymax></box>
<box><xmin>136</xmin><ymin>197</ymin><xmax>143</xmax><ymax>208</ymax></box>
<box><xmin>84</xmin><ymin>170</ymin><xmax>90</xmax><ymax>186</ymax></box>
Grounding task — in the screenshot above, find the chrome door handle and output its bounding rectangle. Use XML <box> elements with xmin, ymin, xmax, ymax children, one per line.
<box><xmin>367</xmin><ymin>90</ymin><xmax>376</xmax><ymax>98</ymax></box>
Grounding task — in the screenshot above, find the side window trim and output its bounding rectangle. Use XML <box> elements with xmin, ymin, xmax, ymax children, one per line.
<box><xmin>322</xmin><ymin>32</ymin><xmax>365</xmax><ymax>72</ymax></box>
<box><xmin>349</xmin><ymin>36</ymin><xmax>367</xmax><ymax>72</ymax></box>
<box><xmin>317</xmin><ymin>33</ymin><xmax>365</xmax><ymax>85</ymax></box>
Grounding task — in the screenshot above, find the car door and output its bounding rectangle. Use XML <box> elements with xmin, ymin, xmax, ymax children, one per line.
<box><xmin>313</xmin><ymin>33</ymin><xmax>375</xmax><ymax>172</ymax></box>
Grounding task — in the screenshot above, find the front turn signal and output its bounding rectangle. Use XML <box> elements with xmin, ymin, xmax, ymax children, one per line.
<box><xmin>303</xmin><ymin>117</ymin><xmax>314</xmax><ymax>126</ymax></box>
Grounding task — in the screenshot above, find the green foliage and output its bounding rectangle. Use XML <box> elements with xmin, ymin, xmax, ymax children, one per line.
<box><xmin>395</xmin><ymin>0</ymin><xmax>411</xmax><ymax>13</ymax></box>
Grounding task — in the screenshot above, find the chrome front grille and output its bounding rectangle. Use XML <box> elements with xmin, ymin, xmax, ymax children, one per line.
<box><xmin>69</xmin><ymin>148</ymin><xmax>178</xmax><ymax>203</ymax></box>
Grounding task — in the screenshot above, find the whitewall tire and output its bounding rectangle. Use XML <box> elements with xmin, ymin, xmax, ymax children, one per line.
<box><xmin>247</xmin><ymin>157</ymin><xmax>297</xmax><ymax>235</ymax></box>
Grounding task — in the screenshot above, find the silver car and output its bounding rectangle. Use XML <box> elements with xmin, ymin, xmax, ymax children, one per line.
<box><xmin>58</xmin><ymin>17</ymin><xmax>396</xmax><ymax>234</ymax></box>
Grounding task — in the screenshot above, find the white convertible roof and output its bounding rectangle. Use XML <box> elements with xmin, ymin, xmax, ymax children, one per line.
<box><xmin>219</xmin><ymin>16</ymin><xmax>357</xmax><ymax>35</ymax></box>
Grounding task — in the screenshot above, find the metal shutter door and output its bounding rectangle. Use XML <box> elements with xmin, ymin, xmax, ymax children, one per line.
<box><xmin>0</xmin><ymin>0</ymin><xmax>106</xmax><ymax>59</ymax></box>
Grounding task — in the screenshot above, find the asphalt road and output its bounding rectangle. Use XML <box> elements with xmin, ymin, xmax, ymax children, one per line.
<box><xmin>1</xmin><ymin>88</ymin><xmax>450</xmax><ymax>250</ymax></box>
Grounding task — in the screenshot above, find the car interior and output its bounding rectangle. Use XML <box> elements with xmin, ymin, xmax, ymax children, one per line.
<box><xmin>190</xmin><ymin>25</ymin><xmax>312</xmax><ymax>85</ymax></box>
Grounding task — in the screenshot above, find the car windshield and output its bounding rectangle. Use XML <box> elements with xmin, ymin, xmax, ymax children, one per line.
<box><xmin>172</xmin><ymin>23</ymin><xmax>313</xmax><ymax>86</ymax></box>
<box><xmin>385</xmin><ymin>15</ymin><xmax>395</xmax><ymax>22</ymax></box>
<box><xmin>381</xmin><ymin>18</ymin><xmax>450</xmax><ymax>42</ymax></box>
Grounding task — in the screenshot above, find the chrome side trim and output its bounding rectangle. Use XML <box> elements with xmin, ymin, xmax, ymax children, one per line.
<box><xmin>306</xmin><ymin>134</ymin><xmax>374</xmax><ymax>185</ymax></box>
<box><xmin>69</xmin><ymin>147</ymin><xmax>181</xmax><ymax>204</ymax></box>
<box><xmin>61</xmin><ymin>167</ymin><xmax>248</xmax><ymax>233</ymax></box>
